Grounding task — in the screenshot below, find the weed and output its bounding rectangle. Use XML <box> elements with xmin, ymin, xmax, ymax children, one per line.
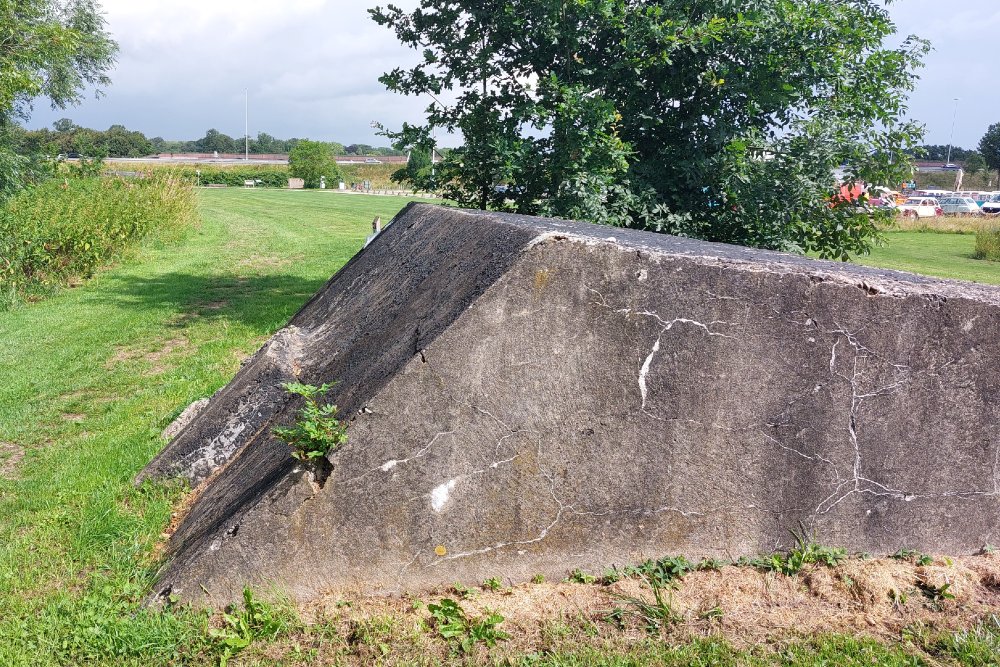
<box><xmin>425</xmin><ymin>598</ymin><xmax>509</xmax><ymax>653</ymax></box>
<box><xmin>606</xmin><ymin>574</ymin><xmax>681</xmax><ymax>634</ymax></box>
<box><xmin>741</xmin><ymin>528</ymin><xmax>847</xmax><ymax>575</ymax></box>
<box><xmin>696</xmin><ymin>557</ymin><xmax>728</xmax><ymax>571</ymax></box>
<box><xmin>566</xmin><ymin>569</ymin><xmax>597</xmax><ymax>584</ymax></box>
<box><xmin>616</xmin><ymin>555</ymin><xmax>694</xmax><ymax>587</ymax></box>
<box><xmin>892</xmin><ymin>549</ymin><xmax>934</xmax><ymax>566</ymax></box>
<box><xmin>601</xmin><ymin>568</ymin><xmax>622</xmax><ymax>584</ymax></box>
<box><xmin>917</xmin><ymin>580</ymin><xmax>955</xmax><ymax>603</ymax></box>
<box><xmin>209</xmin><ymin>588</ymin><xmax>294</xmax><ymax>667</ymax></box>
<box><xmin>482</xmin><ymin>577</ymin><xmax>504</xmax><ymax>592</ymax></box>
<box><xmin>272</xmin><ymin>382</ymin><xmax>348</xmax><ymax>461</ymax></box>
<box><xmin>451</xmin><ymin>582</ymin><xmax>477</xmax><ymax>599</ymax></box>
<box><xmin>698</xmin><ymin>606</ymin><xmax>724</xmax><ymax>621</ymax></box>
<box><xmin>531</xmin><ymin>574</ymin><xmax>546</xmax><ymax>584</ymax></box>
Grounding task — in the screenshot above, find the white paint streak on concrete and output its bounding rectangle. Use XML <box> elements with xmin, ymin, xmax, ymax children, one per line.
<box><xmin>431</xmin><ymin>479</ymin><xmax>458</xmax><ymax>512</ymax></box>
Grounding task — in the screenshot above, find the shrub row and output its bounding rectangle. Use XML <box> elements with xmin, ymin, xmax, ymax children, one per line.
<box><xmin>163</xmin><ymin>165</ymin><xmax>291</xmax><ymax>188</ymax></box>
<box><xmin>128</xmin><ymin>162</ymin><xmax>403</xmax><ymax>190</ymax></box>
<box><xmin>0</xmin><ymin>173</ymin><xmax>198</xmax><ymax>307</ymax></box>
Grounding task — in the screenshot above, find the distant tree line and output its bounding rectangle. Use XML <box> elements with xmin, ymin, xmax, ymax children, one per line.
<box><xmin>9</xmin><ymin>120</ymin><xmax>405</xmax><ymax>159</ymax></box>
<box><xmin>911</xmin><ymin>144</ymin><xmax>976</xmax><ymax>163</ymax></box>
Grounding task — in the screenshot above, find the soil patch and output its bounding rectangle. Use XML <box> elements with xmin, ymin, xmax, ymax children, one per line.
<box><xmin>106</xmin><ymin>337</ymin><xmax>190</xmax><ymax>371</ymax></box>
<box><xmin>0</xmin><ymin>443</ymin><xmax>26</xmax><ymax>479</ymax></box>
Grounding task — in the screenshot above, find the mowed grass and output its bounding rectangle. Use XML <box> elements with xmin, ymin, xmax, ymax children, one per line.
<box><xmin>853</xmin><ymin>229</ymin><xmax>1000</xmax><ymax>284</ymax></box>
<box><xmin>0</xmin><ymin>189</ymin><xmax>435</xmax><ymax>664</ymax></box>
<box><xmin>1</xmin><ymin>190</ymin><xmax>1000</xmax><ymax>665</ymax></box>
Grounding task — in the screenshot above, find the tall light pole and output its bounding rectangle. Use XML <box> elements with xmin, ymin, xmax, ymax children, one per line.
<box><xmin>244</xmin><ymin>89</ymin><xmax>249</xmax><ymax>161</ymax></box>
<box><xmin>946</xmin><ymin>97</ymin><xmax>959</xmax><ymax>165</ymax></box>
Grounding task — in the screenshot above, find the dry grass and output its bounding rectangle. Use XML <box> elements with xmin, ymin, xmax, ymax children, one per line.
<box><xmin>888</xmin><ymin>214</ymin><xmax>997</xmax><ymax>234</ymax></box>
<box><xmin>236</xmin><ymin>552</ymin><xmax>1000</xmax><ymax>665</ymax></box>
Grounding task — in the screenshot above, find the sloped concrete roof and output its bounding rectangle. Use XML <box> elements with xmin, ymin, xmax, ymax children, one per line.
<box><xmin>141</xmin><ymin>204</ymin><xmax>1000</xmax><ymax>604</ymax></box>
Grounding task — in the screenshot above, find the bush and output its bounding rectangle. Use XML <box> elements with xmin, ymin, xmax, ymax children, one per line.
<box><xmin>289</xmin><ymin>140</ymin><xmax>341</xmax><ymax>189</ymax></box>
<box><xmin>974</xmin><ymin>226</ymin><xmax>1000</xmax><ymax>261</ymax></box>
<box><xmin>0</xmin><ymin>173</ymin><xmax>197</xmax><ymax>307</ymax></box>
<box><xmin>166</xmin><ymin>165</ymin><xmax>291</xmax><ymax>188</ymax></box>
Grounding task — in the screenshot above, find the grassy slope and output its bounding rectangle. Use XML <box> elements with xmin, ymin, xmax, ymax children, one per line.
<box><xmin>1</xmin><ymin>192</ymin><xmax>998</xmax><ymax>665</ymax></box>
<box><xmin>0</xmin><ymin>190</ymin><xmax>431</xmax><ymax>665</ymax></box>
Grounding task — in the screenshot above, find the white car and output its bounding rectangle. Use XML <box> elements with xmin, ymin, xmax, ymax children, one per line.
<box><xmin>983</xmin><ymin>194</ymin><xmax>1000</xmax><ymax>215</ymax></box>
<box><xmin>897</xmin><ymin>197</ymin><xmax>942</xmax><ymax>218</ymax></box>
<box><xmin>938</xmin><ymin>197</ymin><xmax>981</xmax><ymax>215</ymax></box>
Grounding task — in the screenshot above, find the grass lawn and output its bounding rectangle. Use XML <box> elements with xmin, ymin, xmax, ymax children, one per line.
<box><xmin>852</xmin><ymin>230</ymin><xmax>1000</xmax><ymax>285</ymax></box>
<box><xmin>1</xmin><ymin>191</ymin><xmax>998</xmax><ymax>665</ymax></box>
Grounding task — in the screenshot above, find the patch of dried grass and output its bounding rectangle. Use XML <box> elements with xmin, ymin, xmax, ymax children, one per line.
<box><xmin>297</xmin><ymin>554</ymin><xmax>1000</xmax><ymax>660</ymax></box>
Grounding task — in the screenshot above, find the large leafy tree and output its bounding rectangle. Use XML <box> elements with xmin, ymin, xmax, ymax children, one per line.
<box><xmin>0</xmin><ymin>0</ymin><xmax>117</xmax><ymax>197</ymax></box>
<box><xmin>978</xmin><ymin>124</ymin><xmax>1000</xmax><ymax>187</ymax></box>
<box><xmin>289</xmin><ymin>140</ymin><xmax>341</xmax><ymax>189</ymax></box>
<box><xmin>372</xmin><ymin>0</ymin><xmax>929</xmax><ymax>259</ymax></box>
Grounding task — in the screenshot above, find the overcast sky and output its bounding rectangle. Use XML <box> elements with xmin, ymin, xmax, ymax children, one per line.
<box><xmin>24</xmin><ymin>0</ymin><xmax>1000</xmax><ymax>150</ymax></box>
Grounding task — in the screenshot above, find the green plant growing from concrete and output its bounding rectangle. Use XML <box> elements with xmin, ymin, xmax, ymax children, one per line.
<box><xmin>272</xmin><ymin>382</ymin><xmax>347</xmax><ymax>461</ymax></box>
<box><xmin>738</xmin><ymin>528</ymin><xmax>847</xmax><ymax>575</ymax></box>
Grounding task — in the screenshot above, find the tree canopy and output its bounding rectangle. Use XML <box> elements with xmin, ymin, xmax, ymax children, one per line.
<box><xmin>372</xmin><ymin>0</ymin><xmax>929</xmax><ymax>259</ymax></box>
<box><xmin>0</xmin><ymin>0</ymin><xmax>117</xmax><ymax>198</ymax></box>
<box><xmin>289</xmin><ymin>140</ymin><xmax>341</xmax><ymax>189</ymax></box>
<box><xmin>978</xmin><ymin>124</ymin><xmax>1000</xmax><ymax>186</ymax></box>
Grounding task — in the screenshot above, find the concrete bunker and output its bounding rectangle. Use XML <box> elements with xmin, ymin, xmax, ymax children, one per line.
<box><xmin>140</xmin><ymin>203</ymin><xmax>1000</xmax><ymax>604</ymax></box>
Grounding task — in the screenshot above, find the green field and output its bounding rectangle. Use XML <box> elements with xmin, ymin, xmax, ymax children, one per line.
<box><xmin>2</xmin><ymin>190</ymin><xmax>1000</xmax><ymax>665</ymax></box>
<box><xmin>855</xmin><ymin>230</ymin><xmax>1000</xmax><ymax>284</ymax></box>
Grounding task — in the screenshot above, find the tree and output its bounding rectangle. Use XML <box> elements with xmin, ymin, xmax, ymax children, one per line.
<box><xmin>0</xmin><ymin>0</ymin><xmax>117</xmax><ymax>198</ymax></box>
<box><xmin>964</xmin><ymin>152</ymin><xmax>986</xmax><ymax>176</ymax></box>
<box><xmin>391</xmin><ymin>147</ymin><xmax>433</xmax><ymax>188</ymax></box>
<box><xmin>194</xmin><ymin>129</ymin><xmax>238</xmax><ymax>154</ymax></box>
<box><xmin>372</xmin><ymin>0</ymin><xmax>929</xmax><ymax>259</ymax></box>
<box><xmin>289</xmin><ymin>140</ymin><xmax>341</xmax><ymax>188</ymax></box>
<box><xmin>52</xmin><ymin>118</ymin><xmax>77</xmax><ymax>133</ymax></box>
<box><xmin>978</xmin><ymin>125</ymin><xmax>1000</xmax><ymax>187</ymax></box>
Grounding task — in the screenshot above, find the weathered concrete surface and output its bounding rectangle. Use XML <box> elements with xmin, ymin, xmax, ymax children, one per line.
<box><xmin>141</xmin><ymin>203</ymin><xmax>1000</xmax><ymax>605</ymax></box>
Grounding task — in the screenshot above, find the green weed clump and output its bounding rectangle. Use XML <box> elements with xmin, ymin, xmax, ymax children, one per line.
<box><xmin>0</xmin><ymin>173</ymin><xmax>197</xmax><ymax>307</ymax></box>
<box><xmin>272</xmin><ymin>382</ymin><xmax>348</xmax><ymax>461</ymax></box>
<box><xmin>973</xmin><ymin>225</ymin><xmax>1000</xmax><ymax>261</ymax></box>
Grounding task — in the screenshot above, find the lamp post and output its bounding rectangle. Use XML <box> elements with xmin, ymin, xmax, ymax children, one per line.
<box><xmin>946</xmin><ymin>97</ymin><xmax>959</xmax><ymax>165</ymax></box>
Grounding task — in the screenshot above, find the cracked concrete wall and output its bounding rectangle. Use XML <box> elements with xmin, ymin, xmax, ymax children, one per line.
<box><xmin>141</xmin><ymin>204</ymin><xmax>1000</xmax><ymax>605</ymax></box>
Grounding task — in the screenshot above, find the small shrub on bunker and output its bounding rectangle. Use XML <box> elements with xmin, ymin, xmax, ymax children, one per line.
<box><xmin>272</xmin><ymin>382</ymin><xmax>348</xmax><ymax>461</ymax></box>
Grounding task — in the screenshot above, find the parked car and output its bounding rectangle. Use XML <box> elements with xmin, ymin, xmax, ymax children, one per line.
<box><xmin>938</xmin><ymin>197</ymin><xmax>982</xmax><ymax>215</ymax></box>
<box><xmin>982</xmin><ymin>194</ymin><xmax>1000</xmax><ymax>215</ymax></box>
<box><xmin>364</xmin><ymin>158</ymin><xmax>382</xmax><ymax>164</ymax></box>
<box><xmin>897</xmin><ymin>197</ymin><xmax>942</xmax><ymax>218</ymax></box>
